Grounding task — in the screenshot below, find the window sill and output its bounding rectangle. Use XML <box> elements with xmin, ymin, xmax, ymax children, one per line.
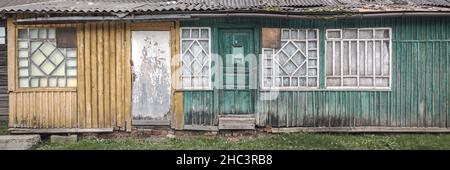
<box><xmin>14</xmin><ymin>88</ymin><xmax>77</xmax><ymax>93</ymax></box>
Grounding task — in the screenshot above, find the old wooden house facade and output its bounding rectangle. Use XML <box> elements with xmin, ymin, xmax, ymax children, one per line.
<box><xmin>0</xmin><ymin>0</ymin><xmax>449</xmax><ymax>133</ymax></box>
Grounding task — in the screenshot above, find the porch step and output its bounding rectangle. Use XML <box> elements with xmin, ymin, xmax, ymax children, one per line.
<box><xmin>219</xmin><ymin>114</ymin><xmax>256</xmax><ymax>130</ymax></box>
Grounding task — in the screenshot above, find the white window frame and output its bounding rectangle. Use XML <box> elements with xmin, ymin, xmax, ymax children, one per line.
<box><xmin>325</xmin><ymin>27</ymin><xmax>392</xmax><ymax>90</ymax></box>
<box><xmin>261</xmin><ymin>28</ymin><xmax>320</xmax><ymax>91</ymax></box>
<box><xmin>180</xmin><ymin>27</ymin><xmax>212</xmax><ymax>90</ymax></box>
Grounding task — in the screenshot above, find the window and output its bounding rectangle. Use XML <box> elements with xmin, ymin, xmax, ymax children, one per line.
<box><xmin>180</xmin><ymin>27</ymin><xmax>211</xmax><ymax>89</ymax></box>
<box><xmin>325</xmin><ymin>28</ymin><xmax>391</xmax><ymax>89</ymax></box>
<box><xmin>17</xmin><ymin>28</ymin><xmax>77</xmax><ymax>88</ymax></box>
<box><xmin>262</xmin><ymin>29</ymin><xmax>319</xmax><ymax>89</ymax></box>
<box><xmin>0</xmin><ymin>27</ymin><xmax>5</xmax><ymax>44</ymax></box>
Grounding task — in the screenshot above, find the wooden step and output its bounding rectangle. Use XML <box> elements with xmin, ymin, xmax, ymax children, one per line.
<box><xmin>219</xmin><ymin>114</ymin><xmax>255</xmax><ymax>130</ymax></box>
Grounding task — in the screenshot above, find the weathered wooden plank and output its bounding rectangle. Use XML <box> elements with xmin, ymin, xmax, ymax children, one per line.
<box><xmin>91</xmin><ymin>23</ymin><xmax>98</xmax><ymax>128</ymax></box>
<box><xmin>8</xmin><ymin>93</ymin><xmax>15</xmax><ymax>127</ymax></box>
<box><xmin>77</xmin><ymin>24</ymin><xmax>86</xmax><ymax>129</ymax></box>
<box><xmin>116</xmin><ymin>22</ymin><xmax>124</xmax><ymax>129</ymax></box>
<box><xmin>103</xmin><ymin>22</ymin><xmax>110</xmax><ymax>128</ymax></box>
<box><xmin>97</xmin><ymin>23</ymin><xmax>104</xmax><ymax>128</ymax></box>
<box><xmin>270</xmin><ymin>127</ymin><xmax>450</xmax><ymax>133</ymax></box>
<box><xmin>183</xmin><ymin>125</ymin><xmax>219</xmax><ymax>131</ymax></box>
<box><xmin>124</xmin><ymin>23</ymin><xmax>132</xmax><ymax>131</ymax></box>
<box><xmin>7</xmin><ymin>18</ymin><xmax>15</xmax><ymax>92</ymax></box>
<box><xmin>132</xmin><ymin>120</ymin><xmax>170</xmax><ymax>126</ymax></box>
<box><xmin>109</xmin><ymin>22</ymin><xmax>117</xmax><ymax>128</ymax></box>
<box><xmin>10</xmin><ymin>128</ymin><xmax>114</xmax><ymax>134</ymax></box>
<box><xmin>84</xmin><ymin>23</ymin><xmax>92</xmax><ymax>128</ymax></box>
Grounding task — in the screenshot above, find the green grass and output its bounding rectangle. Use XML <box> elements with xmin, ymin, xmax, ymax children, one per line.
<box><xmin>37</xmin><ymin>133</ymin><xmax>450</xmax><ymax>150</ymax></box>
<box><xmin>0</xmin><ymin>121</ymin><xmax>8</xmax><ymax>136</ymax></box>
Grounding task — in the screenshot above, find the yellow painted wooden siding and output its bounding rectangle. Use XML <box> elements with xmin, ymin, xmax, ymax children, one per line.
<box><xmin>77</xmin><ymin>22</ymin><xmax>132</xmax><ymax>130</ymax></box>
<box><xmin>8</xmin><ymin>21</ymin><xmax>133</xmax><ymax>130</ymax></box>
<box><xmin>9</xmin><ymin>91</ymin><xmax>77</xmax><ymax>128</ymax></box>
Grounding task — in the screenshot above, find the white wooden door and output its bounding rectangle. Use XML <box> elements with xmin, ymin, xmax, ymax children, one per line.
<box><xmin>131</xmin><ymin>31</ymin><xmax>171</xmax><ymax>124</ymax></box>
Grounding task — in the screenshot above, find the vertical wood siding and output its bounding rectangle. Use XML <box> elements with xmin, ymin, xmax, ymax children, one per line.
<box><xmin>76</xmin><ymin>22</ymin><xmax>132</xmax><ymax>130</ymax></box>
<box><xmin>181</xmin><ymin>16</ymin><xmax>450</xmax><ymax>128</ymax></box>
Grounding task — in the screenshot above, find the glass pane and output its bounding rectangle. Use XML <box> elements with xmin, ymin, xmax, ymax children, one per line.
<box><xmin>325</xmin><ymin>42</ymin><xmax>333</xmax><ymax>75</ymax></box>
<box><xmin>19</xmin><ymin>59</ymin><xmax>29</xmax><ymax>67</ymax></box>
<box><xmin>308</xmin><ymin>77</ymin><xmax>317</xmax><ymax>87</ymax></box>
<box><xmin>343</xmin><ymin>78</ymin><xmax>357</xmax><ymax>86</ymax></box>
<box><xmin>67</xmin><ymin>60</ymin><xmax>77</xmax><ymax>67</ymax></box>
<box><xmin>327</xmin><ymin>31</ymin><xmax>340</xmax><ymax>39</ymax></box>
<box><xmin>382</xmin><ymin>41</ymin><xmax>390</xmax><ymax>75</ymax></box>
<box><xmin>263</xmin><ymin>77</ymin><xmax>272</xmax><ymax>87</ymax></box>
<box><xmin>30</xmin><ymin>64</ymin><xmax>44</xmax><ymax>76</ymax></box>
<box><xmin>19</xmin><ymin>69</ymin><xmax>28</xmax><ymax>77</ymax></box>
<box><xmin>326</xmin><ymin>77</ymin><xmax>340</xmax><ymax>86</ymax></box>
<box><xmin>67</xmin><ymin>78</ymin><xmax>77</xmax><ymax>87</ymax></box>
<box><xmin>41</xmin><ymin>60</ymin><xmax>56</xmax><ymax>75</ymax></box>
<box><xmin>30</xmin><ymin>29</ymin><xmax>38</xmax><ymax>39</ymax></box>
<box><xmin>308</xmin><ymin>59</ymin><xmax>317</xmax><ymax>67</ymax></box>
<box><xmin>292</xmin><ymin>77</ymin><xmax>298</xmax><ymax>86</ymax></box>
<box><xmin>335</xmin><ymin>42</ymin><xmax>341</xmax><ymax>75</ymax></box>
<box><xmin>0</xmin><ymin>27</ymin><xmax>5</xmax><ymax>37</ymax></box>
<box><xmin>18</xmin><ymin>29</ymin><xmax>28</xmax><ymax>39</ymax></box>
<box><xmin>19</xmin><ymin>78</ymin><xmax>29</xmax><ymax>88</ymax></box>
<box><xmin>31</xmin><ymin>78</ymin><xmax>39</xmax><ymax>87</ymax></box>
<box><xmin>67</xmin><ymin>68</ymin><xmax>77</xmax><ymax>76</ymax></box>
<box><xmin>40</xmin><ymin>42</ymin><xmax>55</xmax><ymax>56</ymax></box>
<box><xmin>298</xmin><ymin>30</ymin><xmax>306</xmax><ymax>40</ymax></box>
<box><xmin>199</xmin><ymin>40</ymin><xmax>209</xmax><ymax>53</ymax></box>
<box><xmin>181</xmin><ymin>29</ymin><xmax>190</xmax><ymax>38</ymax></box>
<box><xmin>191</xmin><ymin>29</ymin><xmax>199</xmax><ymax>38</ymax></box>
<box><xmin>0</xmin><ymin>38</ymin><xmax>4</xmax><ymax>45</ymax></box>
<box><xmin>343</xmin><ymin>29</ymin><xmax>357</xmax><ymax>39</ymax></box>
<box><xmin>31</xmin><ymin>42</ymin><xmax>42</xmax><ymax>53</ymax></box>
<box><xmin>360</xmin><ymin>77</ymin><xmax>373</xmax><ymax>86</ymax></box>
<box><xmin>291</xmin><ymin>30</ymin><xmax>298</xmax><ymax>39</ymax></box>
<box><xmin>375</xmin><ymin>78</ymin><xmax>389</xmax><ymax>87</ymax></box>
<box><xmin>308</xmin><ymin>30</ymin><xmax>317</xmax><ymax>39</ymax></box>
<box><xmin>375</xmin><ymin>29</ymin><xmax>389</xmax><ymax>38</ymax></box>
<box><xmin>58</xmin><ymin>78</ymin><xmax>66</xmax><ymax>87</ymax></box>
<box><xmin>67</xmin><ymin>49</ymin><xmax>77</xmax><ymax>58</ymax></box>
<box><xmin>31</xmin><ymin>51</ymin><xmax>46</xmax><ymax>65</ymax></box>
<box><xmin>39</xmin><ymin>29</ymin><xmax>47</xmax><ymax>39</ymax></box>
<box><xmin>19</xmin><ymin>50</ymin><xmax>29</xmax><ymax>58</ymax></box>
<box><xmin>19</xmin><ymin>41</ymin><xmax>28</xmax><ymax>49</ymax></box>
<box><xmin>201</xmin><ymin>29</ymin><xmax>209</xmax><ymax>38</ymax></box>
<box><xmin>308</xmin><ymin>41</ymin><xmax>317</xmax><ymax>49</ymax></box>
<box><xmin>181</xmin><ymin>40</ymin><xmax>193</xmax><ymax>53</ymax></box>
<box><xmin>40</xmin><ymin>78</ymin><xmax>48</xmax><ymax>87</ymax></box>
<box><xmin>308</xmin><ymin>68</ymin><xmax>317</xmax><ymax>76</ymax></box>
<box><xmin>48</xmin><ymin>29</ymin><xmax>56</xmax><ymax>39</ymax></box>
<box><xmin>190</xmin><ymin>41</ymin><xmax>202</xmax><ymax>55</ymax></box>
<box><xmin>53</xmin><ymin>64</ymin><xmax>65</xmax><ymax>76</ymax></box>
<box><xmin>49</xmin><ymin>78</ymin><xmax>57</xmax><ymax>87</ymax></box>
<box><xmin>49</xmin><ymin>50</ymin><xmax>64</xmax><ymax>64</ymax></box>
<box><xmin>281</xmin><ymin>30</ymin><xmax>289</xmax><ymax>39</ymax></box>
<box><xmin>359</xmin><ymin>30</ymin><xmax>373</xmax><ymax>39</ymax></box>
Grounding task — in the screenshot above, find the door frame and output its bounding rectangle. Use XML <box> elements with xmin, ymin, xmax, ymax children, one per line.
<box><xmin>129</xmin><ymin>22</ymin><xmax>179</xmax><ymax>127</ymax></box>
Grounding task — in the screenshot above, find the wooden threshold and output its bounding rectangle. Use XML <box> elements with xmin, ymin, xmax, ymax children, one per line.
<box><xmin>132</xmin><ymin>120</ymin><xmax>170</xmax><ymax>126</ymax></box>
<box><xmin>9</xmin><ymin>128</ymin><xmax>114</xmax><ymax>134</ymax></box>
<box><xmin>269</xmin><ymin>127</ymin><xmax>450</xmax><ymax>133</ymax></box>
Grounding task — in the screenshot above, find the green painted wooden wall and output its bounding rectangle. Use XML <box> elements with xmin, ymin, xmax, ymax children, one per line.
<box><xmin>181</xmin><ymin>16</ymin><xmax>450</xmax><ymax>128</ymax></box>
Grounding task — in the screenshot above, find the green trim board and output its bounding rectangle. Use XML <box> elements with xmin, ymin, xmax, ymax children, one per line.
<box><xmin>181</xmin><ymin>16</ymin><xmax>450</xmax><ymax>128</ymax></box>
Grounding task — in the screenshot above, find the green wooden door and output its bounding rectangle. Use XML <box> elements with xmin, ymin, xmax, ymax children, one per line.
<box><xmin>219</xmin><ymin>29</ymin><xmax>256</xmax><ymax>115</ymax></box>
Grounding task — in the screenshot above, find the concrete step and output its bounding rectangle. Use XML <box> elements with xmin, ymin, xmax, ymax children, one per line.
<box><xmin>0</xmin><ymin>135</ymin><xmax>41</xmax><ymax>150</ymax></box>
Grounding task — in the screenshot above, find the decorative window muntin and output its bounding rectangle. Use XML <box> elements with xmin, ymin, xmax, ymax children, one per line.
<box><xmin>180</xmin><ymin>27</ymin><xmax>211</xmax><ymax>90</ymax></box>
<box><xmin>325</xmin><ymin>28</ymin><xmax>391</xmax><ymax>89</ymax></box>
<box><xmin>262</xmin><ymin>29</ymin><xmax>319</xmax><ymax>90</ymax></box>
<box><xmin>17</xmin><ymin>28</ymin><xmax>77</xmax><ymax>88</ymax></box>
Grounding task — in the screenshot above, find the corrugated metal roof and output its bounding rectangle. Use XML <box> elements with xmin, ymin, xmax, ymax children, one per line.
<box><xmin>0</xmin><ymin>0</ymin><xmax>449</xmax><ymax>13</ymax></box>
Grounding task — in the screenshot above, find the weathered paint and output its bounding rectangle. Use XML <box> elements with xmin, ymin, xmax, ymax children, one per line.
<box><xmin>181</xmin><ymin>16</ymin><xmax>450</xmax><ymax>128</ymax></box>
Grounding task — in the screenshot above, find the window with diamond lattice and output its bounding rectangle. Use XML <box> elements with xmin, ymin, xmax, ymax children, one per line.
<box><xmin>262</xmin><ymin>29</ymin><xmax>319</xmax><ymax>89</ymax></box>
<box><xmin>17</xmin><ymin>28</ymin><xmax>77</xmax><ymax>88</ymax></box>
<box><xmin>180</xmin><ymin>27</ymin><xmax>211</xmax><ymax>89</ymax></box>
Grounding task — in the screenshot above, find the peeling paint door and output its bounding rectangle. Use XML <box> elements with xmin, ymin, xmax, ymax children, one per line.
<box><xmin>131</xmin><ymin>31</ymin><xmax>171</xmax><ymax>124</ymax></box>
